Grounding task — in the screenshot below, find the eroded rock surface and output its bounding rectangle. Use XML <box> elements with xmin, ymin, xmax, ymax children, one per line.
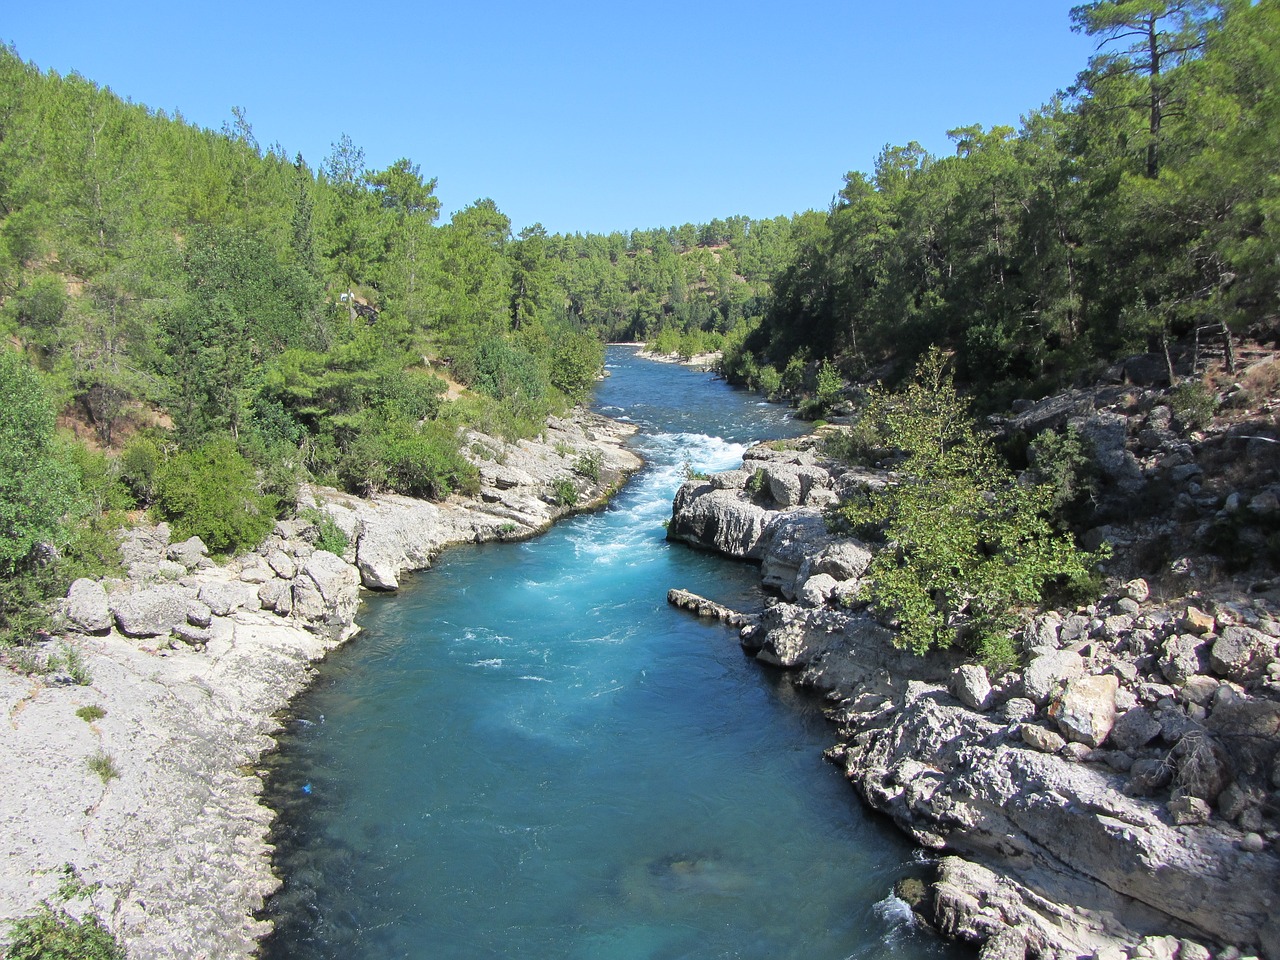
<box><xmin>0</xmin><ymin>408</ymin><xmax>642</xmax><ymax>960</ymax></box>
<box><xmin>666</xmin><ymin>426</ymin><xmax>1280</xmax><ymax>960</ymax></box>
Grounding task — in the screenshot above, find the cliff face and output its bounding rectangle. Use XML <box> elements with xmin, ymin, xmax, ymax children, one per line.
<box><xmin>666</xmin><ymin>429</ymin><xmax>1280</xmax><ymax>960</ymax></box>
<box><xmin>0</xmin><ymin>410</ymin><xmax>641</xmax><ymax>960</ymax></box>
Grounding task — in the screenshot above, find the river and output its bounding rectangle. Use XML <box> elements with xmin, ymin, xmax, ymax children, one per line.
<box><xmin>258</xmin><ymin>346</ymin><xmax>966</xmax><ymax>960</ymax></box>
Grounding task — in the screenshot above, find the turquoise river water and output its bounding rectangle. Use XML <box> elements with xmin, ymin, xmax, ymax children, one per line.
<box><xmin>258</xmin><ymin>347</ymin><xmax>968</xmax><ymax>960</ymax></box>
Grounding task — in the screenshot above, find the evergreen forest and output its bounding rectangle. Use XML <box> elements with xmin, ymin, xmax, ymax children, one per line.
<box><xmin>2</xmin><ymin>0</ymin><xmax>1278</xmax><ymax>641</ymax></box>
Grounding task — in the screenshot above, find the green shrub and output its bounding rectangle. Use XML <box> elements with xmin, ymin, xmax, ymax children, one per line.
<box><xmin>680</xmin><ymin>457</ymin><xmax>711</xmax><ymax>482</ymax></box>
<box><xmin>549</xmin><ymin>329</ymin><xmax>604</xmax><ymax>402</ymax></box>
<box><xmin>780</xmin><ymin>354</ymin><xmax>808</xmax><ymax>396</ymax></box>
<box><xmin>1</xmin><ymin>274</ymin><xmax>68</xmax><ymax>342</ymax></box>
<box><xmin>119</xmin><ymin>435</ymin><xmax>163</xmax><ymax>506</ymax></box>
<box><xmin>302</xmin><ymin>509</ymin><xmax>350</xmax><ymax>555</ymax></box>
<box><xmin>757</xmin><ymin>365</ymin><xmax>782</xmax><ymax>399</ymax></box>
<box><xmin>1169</xmin><ymin>379</ymin><xmax>1217</xmax><ymax>430</ymax></box>
<box><xmin>0</xmin><ymin>349</ymin><xmax>81</xmax><ymax>577</ymax></box>
<box><xmin>339</xmin><ymin>420</ymin><xmax>479</xmax><ymax>500</ymax></box>
<box><xmin>1027</xmin><ymin>426</ymin><xmax>1099</xmax><ymax>527</ymax></box>
<box><xmin>6</xmin><ymin>865</ymin><xmax>126</xmax><ymax>960</ymax></box>
<box><xmin>76</xmin><ymin>704</ymin><xmax>106</xmax><ymax>723</ymax></box>
<box><xmin>86</xmin><ymin>750</ymin><xmax>119</xmax><ymax>784</ymax></box>
<box><xmin>573</xmin><ymin>450</ymin><xmax>602</xmax><ymax>483</ymax></box>
<box><xmin>834</xmin><ymin>349</ymin><xmax>1099</xmax><ymax>661</ymax></box>
<box><xmin>551</xmin><ymin>477</ymin><xmax>578</xmax><ymax>507</ymax></box>
<box><xmin>152</xmin><ymin>436</ymin><xmax>275</xmax><ymax>556</ymax></box>
<box><xmin>61</xmin><ymin>644</ymin><xmax>92</xmax><ymax>685</ymax></box>
<box><xmin>815</xmin><ymin>360</ymin><xmax>843</xmax><ymax>408</ymax></box>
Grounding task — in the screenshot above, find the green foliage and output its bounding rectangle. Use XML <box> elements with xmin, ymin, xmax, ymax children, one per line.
<box><xmin>118</xmin><ymin>435</ymin><xmax>162</xmax><ymax>506</ymax></box>
<box><xmin>1027</xmin><ymin>426</ymin><xmax>1099</xmax><ymax>526</ymax></box>
<box><xmin>1</xmin><ymin>273</ymin><xmax>68</xmax><ymax>339</ymax></box>
<box><xmin>76</xmin><ymin>704</ymin><xmax>106</xmax><ymax>723</ymax></box>
<box><xmin>756</xmin><ymin>365</ymin><xmax>782</xmax><ymax>399</ymax></box>
<box><xmin>548</xmin><ymin>329</ymin><xmax>604</xmax><ymax>403</ymax></box>
<box><xmin>338</xmin><ymin>420</ymin><xmax>478</xmax><ymax>500</ymax></box>
<box><xmin>740</xmin><ymin>2</ymin><xmax>1276</xmax><ymax>400</ymax></box>
<box><xmin>152</xmin><ymin>436</ymin><xmax>275</xmax><ymax>555</ymax></box>
<box><xmin>680</xmin><ymin>457</ymin><xmax>711</xmax><ymax>482</ymax></box>
<box><xmin>301</xmin><ymin>509</ymin><xmax>349</xmax><ymax>555</ymax></box>
<box><xmin>573</xmin><ymin>450</ymin><xmax>603</xmax><ymax>483</ymax></box>
<box><xmin>834</xmin><ymin>351</ymin><xmax>1098</xmax><ymax>659</ymax></box>
<box><xmin>550</xmin><ymin>477</ymin><xmax>579</xmax><ymax>507</ymax></box>
<box><xmin>60</xmin><ymin>644</ymin><xmax>92</xmax><ymax>685</ymax></box>
<box><xmin>85</xmin><ymin>750</ymin><xmax>119</xmax><ymax>784</ymax></box>
<box><xmin>815</xmin><ymin>360</ymin><xmax>843</xmax><ymax>408</ymax></box>
<box><xmin>1169</xmin><ymin>379</ymin><xmax>1217</xmax><ymax>430</ymax></box>
<box><xmin>0</xmin><ymin>350</ymin><xmax>81</xmax><ymax>577</ymax></box>
<box><xmin>5</xmin><ymin>870</ymin><xmax>126</xmax><ymax>960</ymax></box>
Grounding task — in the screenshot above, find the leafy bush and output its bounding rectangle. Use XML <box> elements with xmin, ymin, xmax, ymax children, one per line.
<box><xmin>1</xmin><ymin>273</ymin><xmax>68</xmax><ymax>342</ymax></box>
<box><xmin>757</xmin><ymin>365</ymin><xmax>782</xmax><ymax>399</ymax></box>
<box><xmin>119</xmin><ymin>435</ymin><xmax>163</xmax><ymax>506</ymax></box>
<box><xmin>339</xmin><ymin>420</ymin><xmax>479</xmax><ymax>500</ymax></box>
<box><xmin>551</xmin><ymin>477</ymin><xmax>579</xmax><ymax>507</ymax></box>
<box><xmin>152</xmin><ymin>436</ymin><xmax>275</xmax><ymax>555</ymax></box>
<box><xmin>86</xmin><ymin>750</ymin><xmax>120</xmax><ymax>784</ymax></box>
<box><xmin>1027</xmin><ymin>426</ymin><xmax>1099</xmax><ymax>527</ymax></box>
<box><xmin>76</xmin><ymin>704</ymin><xmax>107</xmax><ymax>723</ymax></box>
<box><xmin>0</xmin><ymin>349</ymin><xmax>81</xmax><ymax>577</ymax></box>
<box><xmin>833</xmin><ymin>350</ymin><xmax>1098</xmax><ymax>662</ymax></box>
<box><xmin>5</xmin><ymin>865</ymin><xmax>126</xmax><ymax>960</ymax></box>
<box><xmin>60</xmin><ymin>644</ymin><xmax>92</xmax><ymax>685</ymax></box>
<box><xmin>573</xmin><ymin>450</ymin><xmax>603</xmax><ymax>483</ymax></box>
<box><xmin>302</xmin><ymin>509</ymin><xmax>350</xmax><ymax>555</ymax></box>
<box><xmin>549</xmin><ymin>329</ymin><xmax>604</xmax><ymax>402</ymax></box>
<box><xmin>815</xmin><ymin>360</ymin><xmax>843</xmax><ymax>408</ymax></box>
<box><xmin>1169</xmin><ymin>379</ymin><xmax>1217</xmax><ymax>430</ymax></box>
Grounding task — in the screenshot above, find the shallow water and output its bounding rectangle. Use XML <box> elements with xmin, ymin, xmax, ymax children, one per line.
<box><xmin>259</xmin><ymin>347</ymin><xmax>967</xmax><ymax>960</ymax></box>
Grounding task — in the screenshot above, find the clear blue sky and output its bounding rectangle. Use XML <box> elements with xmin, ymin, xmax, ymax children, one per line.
<box><xmin>5</xmin><ymin>1</ymin><xmax>1097</xmax><ymax>236</ymax></box>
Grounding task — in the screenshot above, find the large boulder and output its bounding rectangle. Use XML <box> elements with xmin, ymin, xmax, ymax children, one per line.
<box><xmin>1109</xmin><ymin>707</ymin><xmax>1163</xmax><ymax>753</ymax></box>
<box><xmin>1160</xmin><ymin>635</ymin><xmax>1208</xmax><ymax>684</ymax></box>
<box><xmin>198</xmin><ymin>581</ymin><xmax>256</xmax><ymax>618</ymax></box>
<box><xmin>1023</xmin><ymin>650</ymin><xmax>1085</xmax><ymax>706</ymax></box>
<box><xmin>1049</xmin><ymin>675</ymin><xmax>1119</xmax><ymax>747</ymax></box>
<box><xmin>292</xmin><ymin>551</ymin><xmax>360</xmax><ymax>641</ymax></box>
<box><xmin>759</xmin><ymin>510</ymin><xmax>833</xmax><ymax>597</ymax></box>
<box><xmin>952</xmin><ymin>664</ymin><xmax>994</xmax><ymax>712</ymax></box>
<box><xmin>760</xmin><ymin>463</ymin><xmax>831</xmax><ymax>508</ymax></box>
<box><xmin>167</xmin><ymin>536</ymin><xmax>211</xmax><ymax>571</ymax></box>
<box><xmin>837</xmin><ymin>686</ymin><xmax>1280</xmax><ymax>957</ymax></box>
<box><xmin>64</xmin><ymin>578</ymin><xmax>112</xmax><ymax>634</ymax></box>
<box><xmin>800</xmin><ymin>539</ymin><xmax>873</xmax><ymax>583</ymax></box>
<box><xmin>1209</xmin><ymin>626</ymin><xmax>1277</xmax><ymax>684</ymax></box>
<box><xmin>352</xmin><ymin>497</ymin><xmax>447</xmax><ymax>590</ymax></box>
<box><xmin>109</xmin><ymin>584</ymin><xmax>197</xmax><ymax>638</ymax></box>
<box><xmin>667</xmin><ymin>482</ymin><xmax>772</xmax><ymax>559</ymax></box>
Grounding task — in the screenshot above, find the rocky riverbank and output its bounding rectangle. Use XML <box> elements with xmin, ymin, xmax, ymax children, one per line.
<box><xmin>0</xmin><ymin>410</ymin><xmax>640</xmax><ymax>959</ymax></box>
<box><xmin>666</xmin><ymin>407</ymin><xmax>1280</xmax><ymax>960</ymax></box>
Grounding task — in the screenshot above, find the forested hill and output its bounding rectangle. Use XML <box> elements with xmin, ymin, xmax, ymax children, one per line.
<box><xmin>0</xmin><ymin>41</ymin><xmax>817</xmax><ymax>638</ymax></box>
<box><xmin>0</xmin><ymin>42</ymin><xmax>811</xmax><ymax>454</ymax></box>
<box><xmin>727</xmin><ymin>0</ymin><xmax>1280</xmax><ymax>406</ymax></box>
<box><xmin>3</xmin><ymin>0</ymin><xmax>1279</xmax><ymax>641</ymax></box>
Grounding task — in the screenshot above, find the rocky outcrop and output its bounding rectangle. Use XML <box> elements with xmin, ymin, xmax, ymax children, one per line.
<box><xmin>335</xmin><ymin>411</ymin><xmax>640</xmax><ymax>591</ymax></box>
<box><xmin>0</xmin><ymin>407</ymin><xmax>642</xmax><ymax>960</ymax></box>
<box><xmin>666</xmin><ymin>426</ymin><xmax>1280</xmax><ymax>960</ymax></box>
<box><xmin>667</xmin><ymin>433</ymin><xmax>874</xmax><ymax>605</ymax></box>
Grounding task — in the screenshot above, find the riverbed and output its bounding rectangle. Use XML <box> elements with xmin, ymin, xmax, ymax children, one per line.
<box><xmin>258</xmin><ymin>347</ymin><xmax>966</xmax><ymax>960</ymax></box>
